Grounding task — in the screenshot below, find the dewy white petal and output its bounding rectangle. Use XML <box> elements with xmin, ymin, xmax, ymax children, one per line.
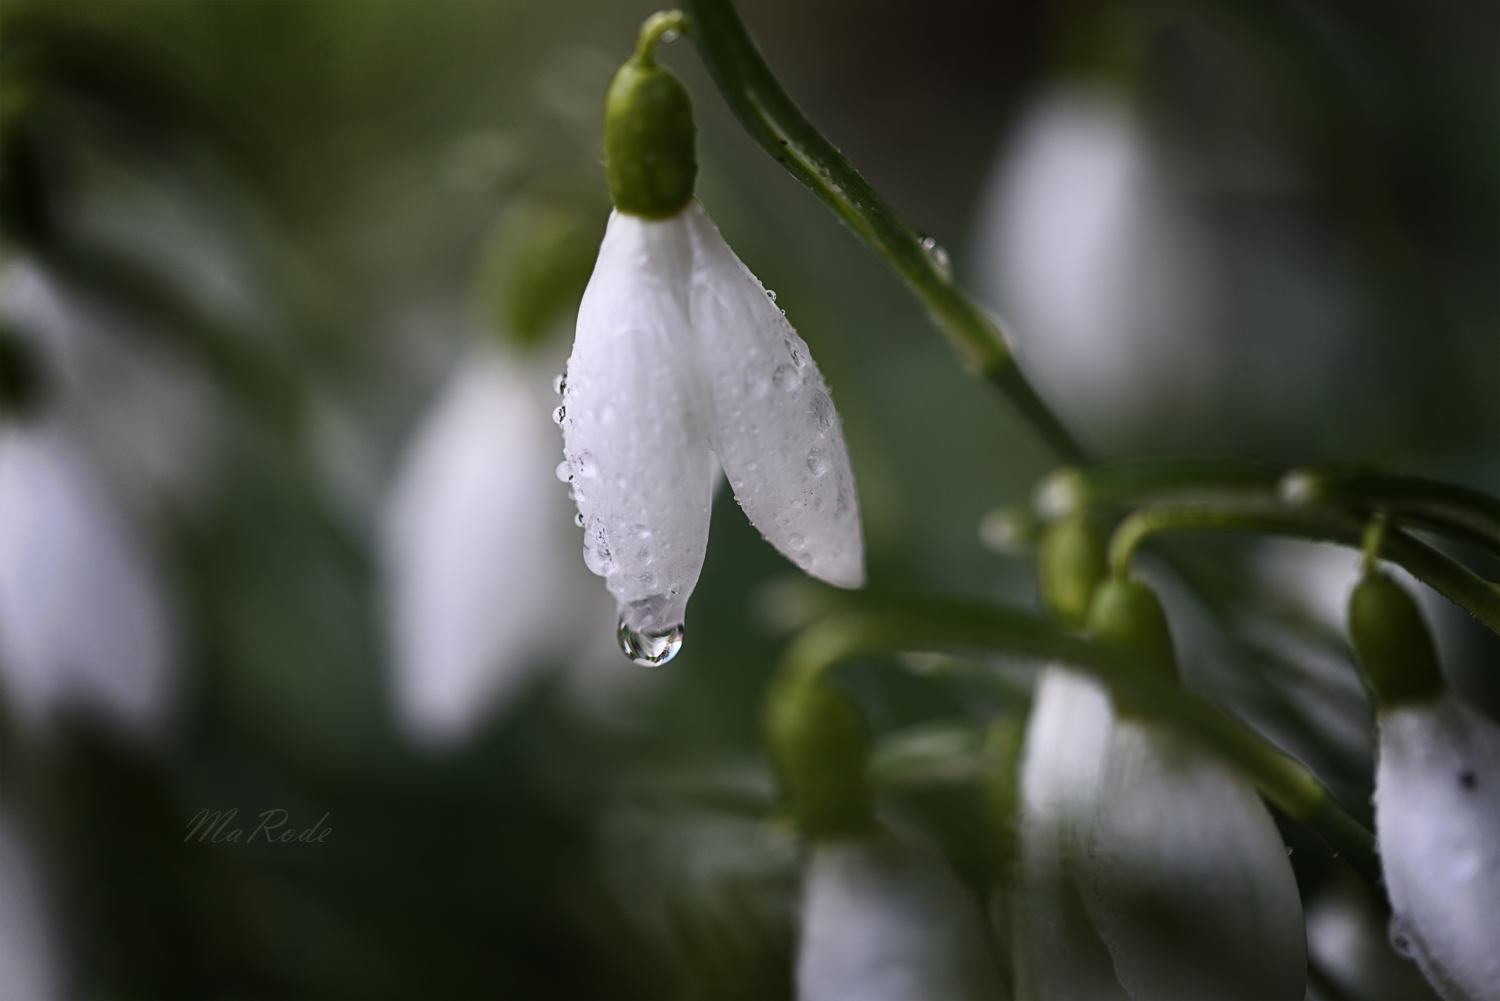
<box><xmin>1013</xmin><ymin>666</ymin><xmax>1127</xmax><ymax>1000</ymax></box>
<box><xmin>562</xmin><ymin>210</ymin><xmax>713</xmax><ymax>635</ymax></box>
<box><xmin>797</xmin><ymin>833</ymin><xmax>1002</xmax><ymax>1001</ymax></box>
<box><xmin>682</xmin><ymin>202</ymin><xmax>864</xmax><ymax>589</ymax></box>
<box><xmin>1082</xmin><ymin>719</ymin><xmax>1306</xmax><ymax>1001</ymax></box>
<box><xmin>0</xmin><ymin>423</ymin><xmax>174</xmax><ymax>733</ymax></box>
<box><xmin>380</xmin><ymin>347</ymin><xmax>575</xmax><ymax>745</ymax></box>
<box><xmin>1377</xmin><ymin>691</ymin><xmax>1500</xmax><ymax>1001</ymax></box>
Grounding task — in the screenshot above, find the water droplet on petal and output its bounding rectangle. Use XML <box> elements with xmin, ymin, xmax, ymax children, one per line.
<box><xmin>1388</xmin><ymin>914</ymin><xmax>1416</xmax><ymax>959</ymax></box>
<box><xmin>788</xmin><ymin>533</ymin><xmax>807</xmax><ymax>551</ymax></box>
<box><xmin>766</xmin><ymin>289</ymin><xmax>778</xmax><ymax>302</ymax></box>
<box><xmin>553</xmin><ymin>373</ymin><xmax>567</xmax><ymax>395</ymax></box>
<box><xmin>552</xmin><ymin>405</ymin><xmax>566</xmax><ymax>424</ymax></box>
<box><xmin>574</xmin><ymin>511</ymin><xmax>585</xmax><ymax>527</ymax></box>
<box><xmin>556</xmin><ymin>460</ymin><xmax>572</xmax><ymax>482</ymax></box>
<box><xmin>806</xmin><ymin>448</ymin><xmax>829</xmax><ymax>476</ymax></box>
<box><xmin>617</xmin><ymin>619</ymin><xmax>684</xmax><ymax>667</ymax></box>
<box><xmin>808</xmin><ymin>391</ymin><xmax>836</xmax><ymax>429</ymax></box>
<box><xmin>632</xmin><ymin>524</ymin><xmax>652</xmax><ymax>540</ymax></box>
<box><xmin>772</xmin><ymin>363</ymin><xmax>801</xmax><ymax>393</ymax></box>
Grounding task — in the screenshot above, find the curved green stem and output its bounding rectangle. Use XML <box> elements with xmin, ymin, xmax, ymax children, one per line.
<box><xmin>1282</xmin><ymin>466</ymin><xmax>1500</xmax><ymax>562</ymax></box>
<box><xmin>1110</xmin><ymin>501</ymin><xmax>1500</xmax><ymax>635</ymax></box>
<box><xmin>1033</xmin><ymin>453</ymin><xmax>1284</xmax><ymax>520</ymax></box>
<box><xmin>776</xmin><ymin>596</ymin><xmax>1380</xmax><ymax>885</ymax></box>
<box><xmin>680</xmin><ymin>0</ymin><xmax>1086</xmax><ymax>464</ymax></box>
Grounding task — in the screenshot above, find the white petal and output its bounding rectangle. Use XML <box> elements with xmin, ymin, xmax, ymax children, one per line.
<box><xmin>682</xmin><ymin>202</ymin><xmax>864</xmax><ymax>589</ymax></box>
<box><xmin>797</xmin><ymin>833</ymin><xmax>1002</xmax><ymax>1001</ymax></box>
<box><xmin>562</xmin><ymin>210</ymin><xmax>713</xmax><ymax>634</ymax></box>
<box><xmin>379</xmin><ymin>348</ymin><xmax>575</xmax><ymax>745</ymax></box>
<box><xmin>1377</xmin><ymin>691</ymin><xmax>1500</xmax><ymax>1001</ymax></box>
<box><xmin>1082</xmin><ymin>719</ymin><xmax>1306</xmax><ymax>1000</ymax></box>
<box><xmin>0</xmin><ymin>425</ymin><xmax>174</xmax><ymax>733</ymax></box>
<box><xmin>1014</xmin><ymin>666</ymin><xmax>1128</xmax><ymax>1000</ymax></box>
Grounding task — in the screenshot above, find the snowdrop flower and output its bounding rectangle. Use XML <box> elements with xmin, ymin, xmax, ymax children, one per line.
<box><xmin>798</xmin><ymin>833</ymin><xmax>1003</xmax><ymax>1001</ymax></box>
<box><xmin>557</xmin><ymin>13</ymin><xmax>863</xmax><ymax>665</ymax></box>
<box><xmin>1077</xmin><ymin>577</ymin><xmax>1306</xmax><ymax>1000</ymax></box>
<box><xmin>0</xmin><ymin>325</ymin><xmax>174</xmax><ymax>734</ymax></box>
<box><xmin>1350</xmin><ymin>570</ymin><xmax>1500</xmax><ymax>1001</ymax></box>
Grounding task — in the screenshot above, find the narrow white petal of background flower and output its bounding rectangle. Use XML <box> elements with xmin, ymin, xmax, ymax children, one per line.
<box><xmin>683</xmin><ymin>202</ymin><xmax>863</xmax><ymax>588</ymax></box>
<box><xmin>0</xmin><ymin>806</ymin><xmax>60</xmax><ymax>1001</ymax></box>
<box><xmin>1013</xmin><ymin>666</ymin><xmax>1128</xmax><ymax>1000</ymax></box>
<box><xmin>561</xmin><ymin>210</ymin><xmax>713</xmax><ymax>637</ymax></box>
<box><xmin>1376</xmin><ymin>691</ymin><xmax>1500</xmax><ymax>1001</ymax></box>
<box><xmin>380</xmin><ymin>345</ymin><xmax>588</xmax><ymax>745</ymax></box>
<box><xmin>797</xmin><ymin>833</ymin><xmax>1002</xmax><ymax>1001</ymax></box>
<box><xmin>1082</xmin><ymin>719</ymin><xmax>1306</xmax><ymax>1000</ymax></box>
<box><xmin>0</xmin><ymin>423</ymin><xmax>173</xmax><ymax>733</ymax></box>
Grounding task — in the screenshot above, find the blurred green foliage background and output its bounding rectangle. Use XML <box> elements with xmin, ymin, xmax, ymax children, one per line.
<box><xmin>0</xmin><ymin>1</ymin><xmax>1495</xmax><ymax>998</ymax></box>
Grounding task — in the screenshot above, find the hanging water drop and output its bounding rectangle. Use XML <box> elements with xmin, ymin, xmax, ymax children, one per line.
<box><xmin>574</xmin><ymin>511</ymin><xmax>586</xmax><ymax>527</ymax></box>
<box><xmin>617</xmin><ymin>619</ymin><xmax>684</xmax><ymax>667</ymax></box>
<box><xmin>553</xmin><ymin>373</ymin><xmax>567</xmax><ymax>395</ymax></box>
<box><xmin>555</xmin><ymin>460</ymin><xmax>572</xmax><ymax>482</ymax></box>
<box><xmin>766</xmin><ymin>289</ymin><xmax>778</xmax><ymax>302</ymax></box>
<box><xmin>552</xmin><ymin>405</ymin><xmax>566</xmax><ymax>424</ymax></box>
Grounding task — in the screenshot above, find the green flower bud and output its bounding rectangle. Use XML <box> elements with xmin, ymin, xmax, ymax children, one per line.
<box><xmin>1087</xmin><ymin>576</ymin><xmax>1179</xmax><ymax>699</ymax></box>
<box><xmin>604</xmin><ymin>12</ymin><xmax>697</xmax><ymax>219</ymax></box>
<box><xmin>482</xmin><ymin>191</ymin><xmax>608</xmax><ymax>347</ymax></box>
<box><xmin>1037</xmin><ymin>511</ymin><xmax>1108</xmax><ymax>630</ymax></box>
<box><xmin>765</xmin><ymin>677</ymin><xmax>875</xmax><ymax>839</ymax></box>
<box><xmin>1348</xmin><ymin>570</ymin><xmax>1444</xmax><ymax>707</ymax></box>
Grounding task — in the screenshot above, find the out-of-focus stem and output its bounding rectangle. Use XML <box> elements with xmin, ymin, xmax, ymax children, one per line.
<box><xmin>1281</xmin><ymin>465</ymin><xmax>1500</xmax><ymax>562</ymax></box>
<box><xmin>679</xmin><ymin>0</ymin><xmax>1087</xmax><ymax>464</ymax></box>
<box><xmin>1033</xmin><ymin>453</ymin><xmax>1283</xmax><ymax>520</ymax></box>
<box><xmin>1109</xmin><ymin>501</ymin><xmax>1500</xmax><ymax>636</ymax></box>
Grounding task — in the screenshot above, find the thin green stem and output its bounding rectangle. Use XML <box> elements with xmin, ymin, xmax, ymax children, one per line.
<box><xmin>1110</xmin><ymin>501</ymin><xmax>1500</xmax><ymax>636</ymax></box>
<box><xmin>1033</xmin><ymin>453</ymin><xmax>1284</xmax><ymax>520</ymax></box>
<box><xmin>680</xmin><ymin>0</ymin><xmax>1087</xmax><ymax>464</ymax></box>
<box><xmin>776</xmin><ymin>596</ymin><xmax>1379</xmax><ymax>885</ymax></box>
<box><xmin>635</xmin><ymin>10</ymin><xmax>689</xmax><ymax>64</ymax></box>
<box><xmin>1281</xmin><ymin>465</ymin><xmax>1500</xmax><ymax>562</ymax></box>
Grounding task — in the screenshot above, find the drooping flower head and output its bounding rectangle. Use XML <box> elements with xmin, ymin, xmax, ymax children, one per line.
<box><xmin>558</xmin><ymin>12</ymin><xmax>864</xmax><ymax>665</ymax></box>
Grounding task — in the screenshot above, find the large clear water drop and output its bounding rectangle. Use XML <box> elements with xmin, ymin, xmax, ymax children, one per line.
<box><xmin>617</xmin><ymin>618</ymin><xmax>684</xmax><ymax>667</ymax></box>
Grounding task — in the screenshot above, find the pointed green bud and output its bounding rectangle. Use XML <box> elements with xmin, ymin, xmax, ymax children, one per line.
<box><xmin>765</xmin><ymin>677</ymin><xmax>875</xmax><ymax>839</ymax></box>
<box><xmin>1037</xmin><ymin>512</ymin><xmax>1108</xmax><ymax>630</ymax></box>
<box><xmin>1348</xmin><ymin>570</ymin><xmax>1444</xmax><ymax>707</ymax></box>
<box><xmin>1087</xmin><ymin>576</ymin><xmax>1179</xmax><ymax>704</ymax></box>
<box><xmin>604</xmin><ymin>11</ymin><xmax>697</xmax><ymax>219</ymax></box>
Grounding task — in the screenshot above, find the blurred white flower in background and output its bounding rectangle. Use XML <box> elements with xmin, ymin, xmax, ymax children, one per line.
<box><xmin>379</xmin><ymin>342</ymin><xmax>633</xmax><ymax>747</ymax></box>
<box><xmin>0</xmin><ymin>264</ymin><xmax>180</xmax><ymax>735</ymax></box>
<box><xmin>0</xmin><ymin>805</ymin><xmax>60</xmax><ymax>1001</ymax></box>
<box><xmin>796</xmin><ymin>831</ymin><xmax>1002</xmax><ymax>1001</ymax></box>
<box><xmin>974</xmin><ymin>85</ymin><xmax>1217</xmax><ymax>450</ymax></box>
